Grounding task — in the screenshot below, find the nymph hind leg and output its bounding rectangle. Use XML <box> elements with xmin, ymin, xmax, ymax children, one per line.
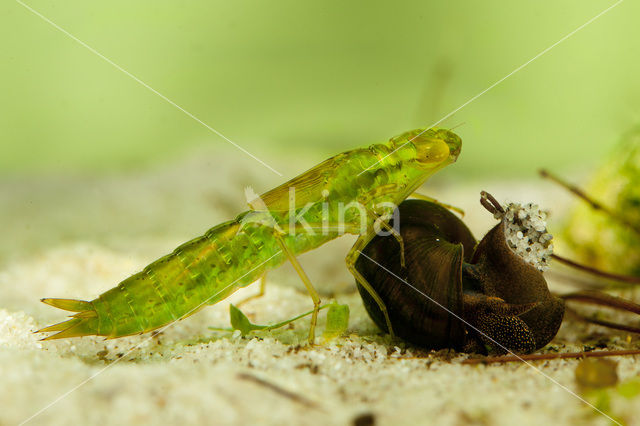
<box><xmin>270</xmin><ymin>221</ymin><xmax>367</xmax><ymax>344</ymax></box>
<box><xmin>345</xmin><ymin>230</ymin><xmax>395</xmax><ymax>339</ymax></box>
<box><xmin>272</xmin><ymin>231</ymin><xmax>322</xmax><ymax>345</ymax></box>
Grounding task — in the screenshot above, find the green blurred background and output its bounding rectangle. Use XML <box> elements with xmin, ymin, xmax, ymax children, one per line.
<box><xmin>2</xmin><ymin>0</ymin><xmax>639</xmax><ymax>179</ymax></box>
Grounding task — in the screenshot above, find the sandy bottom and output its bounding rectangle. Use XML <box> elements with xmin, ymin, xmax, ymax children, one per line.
<box><xmin>2</xmin><ymin>150</ymin><xmax>639</xmax><ymax>426</ymax></box>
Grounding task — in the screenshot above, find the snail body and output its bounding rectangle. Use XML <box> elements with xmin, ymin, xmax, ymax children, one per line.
<box><xmin>355</xmin><ymin>198</ymin><xmax>564</xmax><ymax>354</ymax></box>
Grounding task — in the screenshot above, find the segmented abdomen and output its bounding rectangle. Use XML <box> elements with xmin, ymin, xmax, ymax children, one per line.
<box><xmin>40</xmin><ymin>217</ymin><xmax>288</xmax><ymax>339</ymax></box>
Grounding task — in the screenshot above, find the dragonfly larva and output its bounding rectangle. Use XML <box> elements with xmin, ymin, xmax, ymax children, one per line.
<box><xmin>37</xmin><ymin>128</ymin><xmax>461</xmax><ymax>343</ymax></box>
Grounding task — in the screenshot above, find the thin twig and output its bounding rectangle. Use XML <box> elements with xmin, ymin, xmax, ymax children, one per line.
<box><xmin>461</xmin><ymin>349</ymin><xmax>640</xmax><ymax>365</ymax></box>
<box><xmin>552</xmin><ymin>253</ymin><xmax>640</xmax><ymax>284</ymax></box>
<box><xmin>561</xmin><ymin>290</ymin><xmax>640</xmax><ymax>315</ymax></box>
<box><xmin>564</xmin><ymin>306</ymin><xmax>640</xmax><ymax>334</ymax></box>
<box><xmin>237</xmin><ymin>373</ymin><xmax>322</xmax><ymax>410</ymax></box>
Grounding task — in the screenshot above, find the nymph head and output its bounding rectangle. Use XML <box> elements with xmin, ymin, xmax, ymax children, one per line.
<box><xmin>390</xmin><ymin>128</ymin><xmax>462</xmax><ymax>169</ymax></box>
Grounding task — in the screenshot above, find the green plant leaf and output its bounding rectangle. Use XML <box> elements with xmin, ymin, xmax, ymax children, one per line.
<box><xmin>321</xmin><ymin>303</ymin><xmax>350</xmax><ymax>342</ymax></box>
<box><xmin>617</xmin><ymin>379</ymin><xmax>640</xmax><ymax>399</ymax></box>
<box><xmin>229</xmin><ymin>304</ymin><xmax>264</xmax><ymax>335</ymax></box>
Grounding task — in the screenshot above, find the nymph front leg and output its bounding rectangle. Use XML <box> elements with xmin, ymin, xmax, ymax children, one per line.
<box><xmin>346</xmin><ymin>231</ymin><xmax>396</xmax><ymax>339</ymax></box>
<box><xmin>366</xmin><ymin>206</ymin><xmax>406</xmax><ymax>268</ymax></box>
<box><xmin>358</xmin><ymin>183</ymin><xmax>407</xmax><ymax>267</ymax></box>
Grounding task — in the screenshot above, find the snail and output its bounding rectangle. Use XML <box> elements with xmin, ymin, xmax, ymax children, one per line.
<box><xmin>355</xmin><ymin>192</ymin><xmax>565</xmax><ymax>354</ymax></box>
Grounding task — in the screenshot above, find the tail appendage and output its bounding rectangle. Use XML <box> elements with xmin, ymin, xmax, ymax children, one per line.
<box><xmin>37</xmin><ymin>298</ymin><xmax>99</xmax><ymax>340</ymax></box>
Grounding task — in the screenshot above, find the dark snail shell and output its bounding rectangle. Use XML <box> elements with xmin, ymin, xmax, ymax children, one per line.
<box><xmin>355</xmin><ymin>200</ymin><xmax>475</xmax><ymax>351</ymax></box>
<box><xmin>355</xmin><ymin>199</ymin><xmax>565</xmax><ymax>354</ymax></box>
